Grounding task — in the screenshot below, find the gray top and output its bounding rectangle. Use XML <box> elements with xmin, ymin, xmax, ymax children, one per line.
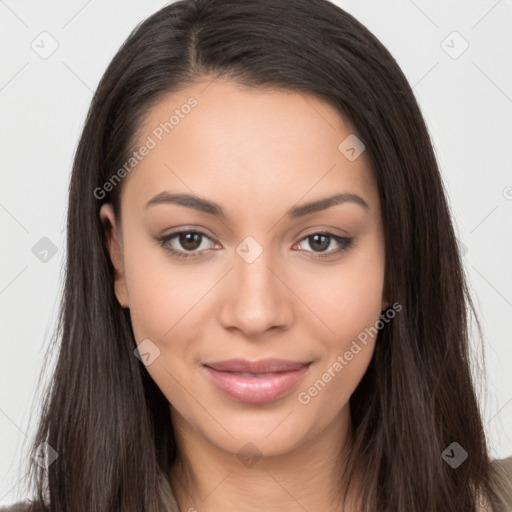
<box><xmin>0</xmin><ymin>468</ymin><xmax>180</xmax><ymax>512</ymax></box>
<box><xmin>2</xmin><ymin>457</ymin><xmax>512</xmax><ymax>511</ymax></box>
<box><xmin>1</xmin><ymin>505</ymin><xmax>30</xmax><ymax>512</ymax></box>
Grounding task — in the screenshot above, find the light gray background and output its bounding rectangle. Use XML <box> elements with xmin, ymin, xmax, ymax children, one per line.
<box><xmin>1</xmin><ymin>0</ymin><xmax>511</xmax><ymax>505</ymax></box>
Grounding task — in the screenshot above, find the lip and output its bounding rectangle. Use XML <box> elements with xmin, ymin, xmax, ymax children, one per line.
<box><xmin>204</xmin><ymin>358</ymin><xmax>311</xmax><ymax>373</ymax></box>
<box><xmin>202</xmin><ymin>358</ymin><xmax>312</xmax><ymax>404</ymax></box>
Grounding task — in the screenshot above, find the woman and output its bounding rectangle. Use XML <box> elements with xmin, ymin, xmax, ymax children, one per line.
<box><xmin>4</xmin><ymin>0</ymin><xmax>511</xmax><ymax>511</ymax></box>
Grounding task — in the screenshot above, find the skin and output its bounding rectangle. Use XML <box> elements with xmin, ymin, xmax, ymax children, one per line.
<box><xmin>101</xmin><ymin>78</ymin><xmax>389</xmax><ymax>512</ymax></box>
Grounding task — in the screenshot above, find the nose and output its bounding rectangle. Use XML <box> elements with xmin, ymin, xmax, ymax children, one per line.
<box><xmin>218</xmin><ymin>241</ymin><xmax>295</xmax><ymax>338</ymax></box>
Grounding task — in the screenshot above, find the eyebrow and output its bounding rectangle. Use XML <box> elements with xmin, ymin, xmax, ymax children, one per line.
<box><xmin>145</xmin><ymin>191</ymin><xmax>369</xmax><ymax>218</ymax></box>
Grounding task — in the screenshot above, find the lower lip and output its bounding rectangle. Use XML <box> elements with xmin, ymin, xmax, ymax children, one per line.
<box><xmin>203</xmin><ymin>364</ymin><xmax>311</xmax><ymax>404</ymax></box>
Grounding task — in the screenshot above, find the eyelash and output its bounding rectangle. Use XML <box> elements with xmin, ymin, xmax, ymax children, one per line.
<box><xmin>156</xmin><ymin>230</ymin><xmax>353</xmax><ymax>260</ymax></box>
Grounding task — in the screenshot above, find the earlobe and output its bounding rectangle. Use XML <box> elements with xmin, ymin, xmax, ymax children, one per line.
<box><xmin>99</xmin><ymin>203</ymin><xmax>129</xmax><ymax>308</ymax></box>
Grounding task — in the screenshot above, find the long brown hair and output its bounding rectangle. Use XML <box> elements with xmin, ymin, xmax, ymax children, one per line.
<box><xmin>20</xmin><ymin>0</ymin><xmax>503</xmax><ymax>510</ymax></box>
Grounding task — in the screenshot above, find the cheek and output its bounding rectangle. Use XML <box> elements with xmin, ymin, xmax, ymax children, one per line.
<box><xmin>295</xmin><ymin>241</ymin><xmax>384</xmax><ymax>403</ymax></box>
<box><xmin>331</xmin><ymin>267</ymin><xmax>384</xmax><ymax>341</ymax></box>
<box><xmin>123</xmin><ymin>250</ymin><xmax>174</xmax><ymax>343</ymax></box>
<box><xmin>297</xmin><ymin>279</ymin><xmax>381</xmax><ymax>413</ymax></box>
<box><xmin>121</xmin><ymin>229</ymin><xmax>210</xmax><ymax>343</ymax></box>
<box><xmin>300</xmin><ymin>246</ymin><xmax>385</xmax><ymax>344</ymax></box>
<box><xmin>122</xmin><ymin>241</ymin><xmax>204</xmax><ymax>410</ymax></box>
<box><xmin>297</xmin><ymin>342</ymin><xmax>374</xmax><ymax>419</ymax></box>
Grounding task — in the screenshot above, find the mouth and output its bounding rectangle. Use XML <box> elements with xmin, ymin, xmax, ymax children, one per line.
<box><xmin>202</xmin><ymin>358</ymin><xmax>313</xmax><ymax>404</ymax></box>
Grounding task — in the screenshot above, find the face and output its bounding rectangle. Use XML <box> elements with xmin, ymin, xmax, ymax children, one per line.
<box><xmin>100</xmin><ymin>78</ymin><xmax>389</xmax><ymax>459</ymax></box>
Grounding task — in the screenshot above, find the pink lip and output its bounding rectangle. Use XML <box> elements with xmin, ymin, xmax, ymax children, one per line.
<box><xmin>202</xmin><ymin>358</ymin><xmax>312</xmax><ymax>403</ymax></box>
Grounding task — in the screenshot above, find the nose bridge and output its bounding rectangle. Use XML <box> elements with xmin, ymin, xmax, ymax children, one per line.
<box><xmin>236</xmin><ymin>236</ymin><xmax>277</xmax><ymax>295</ymax></box>
<box><xmin>219</xmin><ymin>234</ymin><xmax>293</xmax><ymax>334</ymax></box>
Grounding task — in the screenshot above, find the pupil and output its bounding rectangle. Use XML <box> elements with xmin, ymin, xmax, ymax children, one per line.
<box><xmin>311</xmin><ymin>234</ymin><xmax>329</xmax><ymax>251</ymax></box>
<box><xmin>180</xmin><ymin>232</ymin><xmax>201</xmax><ymax>251</ymax></box>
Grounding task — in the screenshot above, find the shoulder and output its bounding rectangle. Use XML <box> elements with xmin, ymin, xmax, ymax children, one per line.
<box><xmin>0</xmin><ymin>499</ymin><xmax>47</xmax><ymax>512</ymax></box>
<box><xmin>490</xmin><ymin>455</ymin><xmax>512</xmax><ymax>480</ymax></box>
<box><xmin>0</xmin><ymin>502</ymin><xmax>33</xmax><ymax>512</ymax></box>
<box><xmin>487</xmin><ymin>456</ymin><xmax>512</xmax><ymax>511</ymax></box>
<box><xmin>4</xmin><ymin>463</ymin><xmax>509</xmax><ymax>512</ymax></box>
<box><xmin>1</xmin><ymin>470</ymin><xmax>179</xmax><ymax>512</ymax></box>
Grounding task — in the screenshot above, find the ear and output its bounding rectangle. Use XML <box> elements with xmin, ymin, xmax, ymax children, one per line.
<box><xmin>99</xmin><ymin>203</ymin><xmax>129</xmax><ymax>308</ymax></box>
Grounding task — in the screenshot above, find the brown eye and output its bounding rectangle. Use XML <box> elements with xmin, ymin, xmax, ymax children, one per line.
<box><xmin>295</xmin><ymin>232</ymin><xmax>353</xmax><ymax>258</ymax></box>
<box><xmin>156</xmin><ymin>230</ymin><xmax>216</xmax><ymax>260</ymax></box>
<box><xmin>178</xmin><ymin>232</ymin><xmax>203</xmax><ymax>251</ymax></box>
<box><xmin>307</xmin><ymin>233</ymin><xmax>330</xmax><ymax>252</ymax></box>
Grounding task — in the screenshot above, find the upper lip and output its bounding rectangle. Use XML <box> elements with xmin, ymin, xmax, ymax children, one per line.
<box><xmin>203</xmin><ymin>358</ymin><xmax>312</xmax><ymax>373</ymax></box>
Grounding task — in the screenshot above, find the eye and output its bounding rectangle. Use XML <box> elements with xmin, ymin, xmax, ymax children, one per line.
<box><xmin>156</xmin><ymin>229</ymin><xmax>353</xmax><ymax>261</ymax></box>
<box><xmin>294</xmin><ymin>232</ymin><xmax>353</xmax><ymax>259</ymax></box>
<box><xmin>156</xmin><ymin>230</ymin><xmax>217</xmax><ymax>260</ymax></box>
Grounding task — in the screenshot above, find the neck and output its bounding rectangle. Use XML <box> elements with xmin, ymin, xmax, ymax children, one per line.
<box><xmin>168</xmin><ymin>408</ymin><xmax>357</xmax><ymax>512</ymax></box>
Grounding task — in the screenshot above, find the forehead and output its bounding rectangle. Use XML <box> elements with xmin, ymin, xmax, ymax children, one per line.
<box><xmin>121</xmin><ymin>79</ymin><xmax>378</xmax><ymax>215</ymax></box>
